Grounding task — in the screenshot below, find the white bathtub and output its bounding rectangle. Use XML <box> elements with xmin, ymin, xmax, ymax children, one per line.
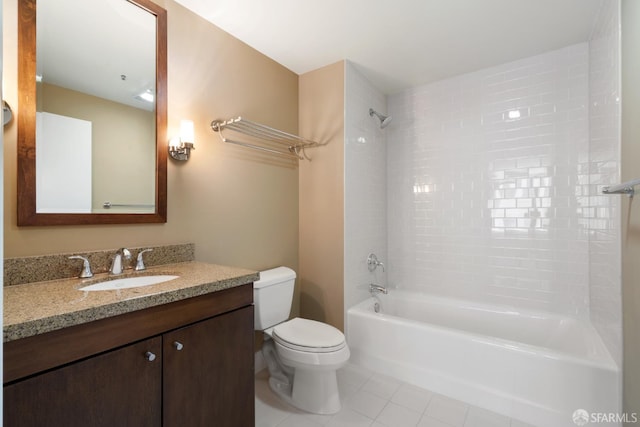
<box><xmin>347</xmin><ymin>291</ymin><xmax>620</xmax><ymax>427</ymax></box>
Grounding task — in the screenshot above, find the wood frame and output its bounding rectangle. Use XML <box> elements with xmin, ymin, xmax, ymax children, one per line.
<box><xmin>16</xmin><ymin>0</ymin><xmax>168</xmax><ymax>226</ymax></box>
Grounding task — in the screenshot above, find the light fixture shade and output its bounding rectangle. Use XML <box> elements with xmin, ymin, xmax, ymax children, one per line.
<box><xmin>169</xmin><ymin>119</ymin><xmax>195</xmax><ymax>161</ymax></box>
<box><xmin>180</xmin><ymin>120</ymin><xmax>194</xmax><ymax>144</ymax></box>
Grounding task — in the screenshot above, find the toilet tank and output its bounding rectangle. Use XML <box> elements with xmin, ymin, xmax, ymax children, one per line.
<box><xmin>253</xmin><ymin>266</ymin><xmax>296</xmax><ymax>331</ymax></box>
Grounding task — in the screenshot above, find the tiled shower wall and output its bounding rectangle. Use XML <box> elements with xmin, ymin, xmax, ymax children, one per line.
<box><xmin>386</xmin><ymin>44</ymin><xmax>592</xmax><ymax>317</ymax></box>
<box><xmin>344</xmin><ymin>62</ymin><xmax>388</xmax><ymax>317</ymax></box>
<box><xmin>344</xmin><ymin>3</ymin><xmax>621</xmax><ymax>365</ymax></box>
<box><xmin>588</xmin><ymin>0</ymin><xmax>621</xmax><ymax>366</ymax></box>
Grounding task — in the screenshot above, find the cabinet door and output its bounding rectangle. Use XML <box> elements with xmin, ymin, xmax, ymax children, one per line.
<box><xmin>4</xmin><ymin>336</ymin><xmax>162</xmax><ymax>427</ymax></box>
<box><xmin>163</xmin><ymin>306</ymin><xmax>254</xmax><ymax>427</ymax></box>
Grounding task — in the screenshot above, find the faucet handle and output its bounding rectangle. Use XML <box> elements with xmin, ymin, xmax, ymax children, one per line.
<box><xmin>69</xmin><ymin>255</ymin><xmax>93</xmax><ymax>278</ymax></box>
<box><xmin>135</xmin><ymin>248</ymin><xmax>153</xmax><ymax>271</ymax></box>
<box><xmin>367</xmin><ymin>253</ymin><xmax>385</xmax><ymax>272</ymax></box>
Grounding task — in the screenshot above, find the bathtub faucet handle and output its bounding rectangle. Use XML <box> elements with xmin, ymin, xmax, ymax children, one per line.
<box><xmin>367</xmin><ymin>253</ymin><xmax>385</xmax><ymax>272</ymax></box>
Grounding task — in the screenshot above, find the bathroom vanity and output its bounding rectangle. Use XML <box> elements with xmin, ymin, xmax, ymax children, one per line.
<box><xmin>3</xmin><ymin>260</ymin><xmax>258</xmax><ymax>427</ymax></box>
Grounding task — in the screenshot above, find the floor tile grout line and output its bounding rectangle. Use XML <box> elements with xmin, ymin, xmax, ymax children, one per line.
<box><xmin>258</xmin><ymin>363</ymin><xmax>529</xmax><ymax>427</ymax></box>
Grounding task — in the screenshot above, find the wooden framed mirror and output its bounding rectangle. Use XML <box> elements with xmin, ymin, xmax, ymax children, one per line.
<box><xmin>17</xmin><ymin>0</ymin><xmax>167</xmax><ymax>226</ymax></box>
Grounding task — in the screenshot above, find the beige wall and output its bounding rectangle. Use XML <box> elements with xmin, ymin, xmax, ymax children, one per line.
<box><xmin>298</xmin><ymin>61</ymin><xmax>345</xmax><ymax>330</ymax></box>
<box><xmin>622</xmin><ymin>0</ymin><xmax>640</xmax><ymax>413</ymax></box>
<box><xmin>41</xmin><ymin>83</ymin><xmax>156</xmax><ymax>211</ymax></box>
<box><xmin>3</xmin><ymin>0</ymin><xmax>299</xmax><ymax>303</ymax></box>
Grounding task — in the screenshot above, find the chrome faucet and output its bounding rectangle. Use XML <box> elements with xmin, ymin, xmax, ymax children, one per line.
<box><xmin>369</xmin><ymin>283</ymin><xmax>388</xmax><ymax>295</ymax></box>
<box><xmin>110</xmin><ymin>248</ymin><xmax>132</xmax><ymax>275</ymax></box>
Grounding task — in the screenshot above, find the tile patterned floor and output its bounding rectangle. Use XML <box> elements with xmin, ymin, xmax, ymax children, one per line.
<box><xmin>255</xmin><ymin>363</ymin><xmax>536</xmax><ymax>427</ymax></box>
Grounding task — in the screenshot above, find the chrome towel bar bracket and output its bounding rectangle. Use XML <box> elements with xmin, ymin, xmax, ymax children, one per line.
<box><xmin>602</xmin><ymin>178</ymin><xmax>640</xmax><ymax>197</ymax></box>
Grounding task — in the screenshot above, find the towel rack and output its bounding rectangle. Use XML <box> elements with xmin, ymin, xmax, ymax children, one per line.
<box><xmin>211</xmin><ymin>116</ymin><xmax>320</xmax><ymax>160</ymax></box>
<box><xmin>602</xmin><ymin>178</ymin><xmax>640</xmax><ymax>197</ymax></box>
<box><xmin>103</xmin><ymin>202</ymin><xmax>155</xmax><ymax>209</ymax></box>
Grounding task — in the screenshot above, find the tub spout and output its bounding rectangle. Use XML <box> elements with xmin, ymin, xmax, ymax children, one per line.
<box><xmin>369</xmin><ymin>284</ymin><xmax>388</xmax><ymax>295</ymax></box>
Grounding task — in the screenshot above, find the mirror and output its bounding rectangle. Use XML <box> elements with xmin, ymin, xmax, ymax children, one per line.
<box><xmin>17</xmin><ymin>0</ymin><xmax>167</xmax><ymax>226</ymax></box>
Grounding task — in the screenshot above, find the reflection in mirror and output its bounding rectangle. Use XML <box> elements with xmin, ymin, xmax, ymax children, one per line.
<box><xmin>17</xmin><ymin>0</ymin><xmax>167</xmax><ymax>225</ymax></box>
<box><xmin>36</xmin><ymin>0</ymin><xmax>155</xmax><ymax>213</ymax></box>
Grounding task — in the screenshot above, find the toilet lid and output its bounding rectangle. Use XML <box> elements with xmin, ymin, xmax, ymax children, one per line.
<box><xmin>273</xmin><ymin>318</ymin><xmax>346</xmax><ymax>353</ymax></box>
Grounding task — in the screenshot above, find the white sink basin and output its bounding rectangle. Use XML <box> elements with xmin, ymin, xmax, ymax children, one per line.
<box><xmin>78</xmin><ymin>275</ymin><xmax>179</xmax><ymax>291</ymax></box>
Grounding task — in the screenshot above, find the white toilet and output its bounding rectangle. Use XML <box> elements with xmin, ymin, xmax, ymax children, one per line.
<box><xmin>254</xmin><ymin>266</ymin><xmax>350</xmax><ymax>414</ymax></box>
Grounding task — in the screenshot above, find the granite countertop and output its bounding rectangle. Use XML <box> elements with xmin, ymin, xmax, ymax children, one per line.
<box><xmin>4</xmin><ymin>261</ymin><xmax>258</xmax><ymax>343</ymax></box>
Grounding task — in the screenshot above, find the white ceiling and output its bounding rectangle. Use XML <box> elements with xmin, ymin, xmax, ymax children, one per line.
<box><xmin>175</xmin><ymin>0</ymin><xmax>604</xmax><ymax>94</ymax></box>
<box><xmin>38</xmin><ymin>0</ymin><xmax>156</xmax><ymax>111</ymax></box>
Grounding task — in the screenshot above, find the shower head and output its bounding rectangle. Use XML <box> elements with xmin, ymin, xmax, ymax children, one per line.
<box><xmin>369</xmin><ymin>108</ymin><xmax>392</xmax><ymax>129</ymax></box>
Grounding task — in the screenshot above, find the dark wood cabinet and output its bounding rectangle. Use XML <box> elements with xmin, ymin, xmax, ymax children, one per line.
<box><xmin>3</xmin><ymin>285</ymin><xmax>255</xmax><ymax>427</ymax></box>
<box><xmin>163</xmin><ymin>306</ymin><xmax>254</xmax><ymax>427</ymax></box>
<box><xmin>5</xmin><ymin>337</ymin><xmax>162</xmax><ymax>427</ymax></box>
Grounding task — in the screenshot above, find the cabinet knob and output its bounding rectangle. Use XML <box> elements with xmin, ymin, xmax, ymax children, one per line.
<box><xmin>145</xmin><ymin>351</ymin><xmax>157</xmax><ymax>362</ymax></box>
<box><xmin>173</xmin><ymin>341</ymin><xmax>184</xmax><ymax>351</ymax></box>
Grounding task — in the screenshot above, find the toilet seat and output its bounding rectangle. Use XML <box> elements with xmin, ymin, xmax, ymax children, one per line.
<box><xmin>272</xmin><ymin>318</ymin><xmax>346</xmax><ymax>353</ymax></box>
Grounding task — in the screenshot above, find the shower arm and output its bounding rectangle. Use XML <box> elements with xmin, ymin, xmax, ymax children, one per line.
<box><xmin>369</xmin><ymin>108</ymin><xmax>392</xmax><ymax>129</ymax></box>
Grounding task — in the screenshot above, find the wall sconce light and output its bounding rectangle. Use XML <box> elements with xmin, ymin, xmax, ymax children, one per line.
<box><xmin>169</xmin><ymin>120</ymin><xmax>195</xmax><ymax>161</ymax></box>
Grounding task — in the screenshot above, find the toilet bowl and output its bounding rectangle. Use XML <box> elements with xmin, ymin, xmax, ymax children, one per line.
<box><xmin>254</xmin><ymin>267</ymin><xmax>350</xmax><ymax>414</ymax></box>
